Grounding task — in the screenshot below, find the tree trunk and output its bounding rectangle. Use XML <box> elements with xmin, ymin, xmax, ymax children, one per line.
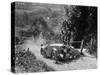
<box><xmin>80</xmin><ymin>40</ymin><xmax>84</xmax><ymax>55</ymax></box>
<box><xmin>90</xmin><ymin>38</ymin><xmax>93</xmax><ymax>54</ymax></box>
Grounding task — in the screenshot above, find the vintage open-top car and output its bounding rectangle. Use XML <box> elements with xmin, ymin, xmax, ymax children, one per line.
<box><xmin>40</xmin><ymin>44</ymin><xmax>63</xmax><ymax>59</ymax></box>
<box><xmin>40</xmin><ymin>43</ymin><xmax>81</xmax><ymax>61</ymax></box>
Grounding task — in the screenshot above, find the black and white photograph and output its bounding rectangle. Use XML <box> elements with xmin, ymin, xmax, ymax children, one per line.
<box><xmin>11</xmin><ymin>2</ymin><xmax>97</xmax><ymax>73</ymax></box>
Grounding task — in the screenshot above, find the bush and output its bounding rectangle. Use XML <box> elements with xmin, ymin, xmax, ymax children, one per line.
<box><xmin>83</xmin><ymin>33</ymin><xmax>97</xmax><ymax>58</ymax></box>
<box><xmin>14</xmin><ymin>46</ymin><xmax>55</xmax><ymax>73</ymax></box>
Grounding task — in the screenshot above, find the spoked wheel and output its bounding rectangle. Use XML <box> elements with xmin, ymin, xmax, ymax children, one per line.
<box><xmin>41</xmin><ymin>48</ymin><xmax>46</xmax><ymax>57</ymax></box>
<box><xmin>51</xmin><ymin>51</ymin><xmax>56</xmax><ymax>60</ymax></box>
<box><xmin>41</xmin><ymin>49</ymin><xmax>44</xmax><ymax>55</ymax></box>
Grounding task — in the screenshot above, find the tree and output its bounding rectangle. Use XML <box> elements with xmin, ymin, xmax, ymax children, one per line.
<box><xmin>63</xmin><ymin>5</ymin><xmax>97</xmax><ymax>55</ymax></box>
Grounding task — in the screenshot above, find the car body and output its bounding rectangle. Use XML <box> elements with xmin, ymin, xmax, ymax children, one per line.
<box><xmin>40</xmin><ymin>44</ymin><xmax>63</xmax><ymax>59</ymax></box>
<box><xmin>40</xmin><ymin>43</ymin><xmax>81</xmax><ymax>61</ymax></box>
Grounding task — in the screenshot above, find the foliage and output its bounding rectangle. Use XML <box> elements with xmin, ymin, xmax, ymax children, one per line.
<box><xmin>15</xmin><ymin>46</ymin><xmax>55</xmax><ymax>73</ymax></box>
<box><xmin>63</xmin><ymin>6</ymin><xmax>97</xmax><ymax>56</ymax></box>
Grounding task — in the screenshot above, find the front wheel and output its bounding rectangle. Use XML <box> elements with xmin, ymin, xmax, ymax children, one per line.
<box><xmin>41</xmin><ymin>48</ymin><xmax>45</xmax><ymax>55</ymax></box>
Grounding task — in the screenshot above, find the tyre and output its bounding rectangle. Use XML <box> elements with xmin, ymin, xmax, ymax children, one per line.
<box><xmin>41</xmin><ymin>48</ymin><xmax>46</xmax><ymax>58</ymax></box>
<box><xmin>52</xmin><ymin>52</ymin><xmax>57</xmax><ymax>60</ymax></box>
<box><xmin>41</xmin><ymin>48</ymin><xmax>44</xmax><ymax>55</ymax></box>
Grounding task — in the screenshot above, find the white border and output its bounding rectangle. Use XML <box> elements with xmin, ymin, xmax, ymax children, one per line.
<box><xmin>0</xmin><ymin>0</ymin><xmax>99</xmax><ymax>75</ymax></box>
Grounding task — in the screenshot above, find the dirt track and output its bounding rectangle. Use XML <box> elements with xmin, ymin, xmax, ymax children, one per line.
<box><xmin>23</xmin><ymin>37</ymin><xmax>97</xmax><ymax>71</ymax></box>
